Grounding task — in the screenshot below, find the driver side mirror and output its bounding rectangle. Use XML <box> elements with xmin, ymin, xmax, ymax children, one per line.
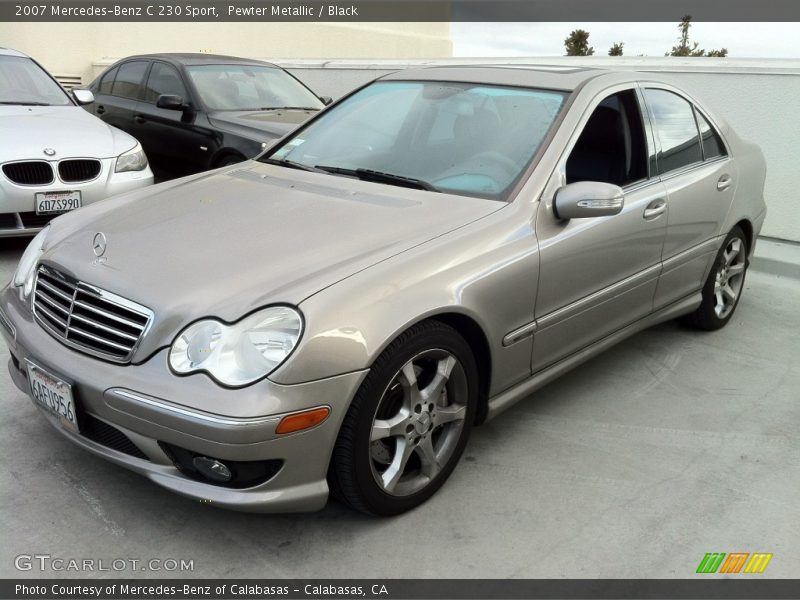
<box><xmin>72</xmin><ymin>89</ymin><xmax>95</xmax><ymax>105</ymax></box>
<box><xmin>156</xmin><ymin>94</ymin><xmax>188</xmax><ymax>111</ymax></box>
<box><xmin>553</xmin><ymin>181</ymin><xmax>624</xmax><ymax>220</ymax></box>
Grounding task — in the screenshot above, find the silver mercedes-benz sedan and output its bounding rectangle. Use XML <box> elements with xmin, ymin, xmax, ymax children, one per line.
<box><xmin>1</xmin><ymin>67</ymin><xmax>766</xmax><ymax>516</ymax></box>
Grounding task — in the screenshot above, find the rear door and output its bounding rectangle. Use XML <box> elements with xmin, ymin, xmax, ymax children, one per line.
<box><xmin>641</xmin><ymin>87</ymin><xmax>736</xmax><ymax>309</ymax></box>
<box><xmin>93</xmin><ymin>60</ymin><xmax>150</xmax><ymax>136</ymax></box>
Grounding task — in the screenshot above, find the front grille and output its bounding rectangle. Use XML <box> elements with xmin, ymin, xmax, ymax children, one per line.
<box><xmin>33</xmin><ymin>265</ymin><xmax>153</xmax><ymax>363</ymax></box>
<box><xmin>18</xmin><ymin>212</ymin><xmax>57</xmax><ymax>229</ymax></box>
<box><xmin>82</xmin><ymin>414</ymin><xmax>149</xmax><ymax>460</ymax></box>
<box><xmin>2</xmin><ymin>161</ymin><xmax>54</xmax><ymax>185</ymax></box>
<box><xmin>58</xmin><ymin>159</ymin><xmax>101</xmax><ymax>183</ymax></box>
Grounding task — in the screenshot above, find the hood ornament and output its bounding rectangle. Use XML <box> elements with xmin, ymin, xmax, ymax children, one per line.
<box><xmin>92</xmin><ymin>232</ymin><xmax>107</xmax><ymax>258</ymax></box>
<box><xmin>43</xmin><ymin>148</ymin><xmax>56</xmax><ymax>157</ymax></box>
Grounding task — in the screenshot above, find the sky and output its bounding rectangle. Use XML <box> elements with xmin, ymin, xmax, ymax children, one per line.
<box><xmin>451</xmin><ymin>22</ymin><xmax>800</xmax><ymax>58</ymax></box>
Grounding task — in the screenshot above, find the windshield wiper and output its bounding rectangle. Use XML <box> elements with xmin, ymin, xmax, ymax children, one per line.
<box><xmin>261</xmin><ymin>158</ymin><xmax>326</xmax><ymax>173</ymax></box>
<box><xmin>0</xmin><ymin>101</ymin><xmax>51</xmax><ymax>106</ymax></box>
<box><xmin>315</xmin><ymin>166</ymin><xmax>439</xmax><ymax>192</ymax></box>
<box><xmin>256</xmin><ymin>106</ymin><xmax>320</xmax><ymax>111</ymax></box>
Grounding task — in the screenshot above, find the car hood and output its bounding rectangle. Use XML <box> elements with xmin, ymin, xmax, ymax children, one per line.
<box><xmin>207</xmin><ymin>108</ymin><xmax>317</xmax><ymax>141</ymax></box>
<box><xmin>0</xmin><ymin>105</ymin><xmax>137</xmax><ymax>162</ymax></box>
<box><xmin>42</xmin><ymin>161</ymin><xmax>503</xmax><ymax>359</ymax></box>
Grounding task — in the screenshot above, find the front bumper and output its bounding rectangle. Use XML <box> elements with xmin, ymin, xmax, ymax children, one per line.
<box><xmin>0</xmin><ymin>158</ymin><xmax>153</xmax><ymax>237</ymax></box>
<box><xmin>0</xmin><ymin>285</ymin><xmax>366</xmax><ymax>512</ymax></box>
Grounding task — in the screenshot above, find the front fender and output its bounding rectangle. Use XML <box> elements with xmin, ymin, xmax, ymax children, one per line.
<box><xmin>268</xmin><ymin>203</ymin><xmax>540</xmax><ymax>398</ymax></box>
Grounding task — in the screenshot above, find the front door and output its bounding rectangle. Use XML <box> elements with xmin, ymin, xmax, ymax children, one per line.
<box><xmin>532</xmin><ymin>87</ymin><xmax>668</xmax><ymax>372</ymax></box>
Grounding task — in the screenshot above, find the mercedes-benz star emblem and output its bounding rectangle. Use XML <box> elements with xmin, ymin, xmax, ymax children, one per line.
<box><xmin>43</xmin><ymin>148</ymin><xmax>56</xmax><ymax>157</ymax></box>
<box><xmin>92</xmin><ymin>232</ymin><xmax>107</xmax><ymax>258</ymax></box>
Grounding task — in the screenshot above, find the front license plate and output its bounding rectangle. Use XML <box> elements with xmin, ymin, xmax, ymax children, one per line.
<box><xmin>35</xmin><ymin>191</ymin><xmax>82</xmax><ymax>215</ymax></box>
<box><xmin>25</xmin><ymin>361</ymin><xmax>79</xmax><ymax>433</ymax></box>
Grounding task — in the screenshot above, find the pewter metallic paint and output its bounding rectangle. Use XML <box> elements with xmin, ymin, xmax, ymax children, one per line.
<box><xmin>0</xmin><ymin>68</ymin><xmax>766</xmax><ymax>511</ymax></box>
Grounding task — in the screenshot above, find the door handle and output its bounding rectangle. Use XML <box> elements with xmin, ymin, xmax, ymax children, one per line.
<box><xmin>717</xmin><ymin>175</ymin><xmax>732</xmax><ymax>191</ymax></box>
<box><xmin>134</xmin><ymin>115</ymin><xmax>146</xmax><ymax>124</ymax></box>
<box><xmin>643</xmin><ymin>199</ymin><xmax>667</xmax><ymax>220</ymax></box>
<box><xmin>96</xmin><ymin>105</ymin><xmax>105</xmax><ymax>115</ymax></box>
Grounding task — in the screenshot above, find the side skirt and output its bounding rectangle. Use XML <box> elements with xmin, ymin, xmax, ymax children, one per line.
<box><xmin>485</xmin><ymin>292</ymin><xmax>702</xmax><ymax>421</ymax></box>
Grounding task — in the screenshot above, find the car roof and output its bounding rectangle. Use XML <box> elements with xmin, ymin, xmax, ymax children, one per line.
<box><xmin>111</xmin><ymin>53</ymin><xmax>281</xmax><ymax>69</ymax></box>
<box><xmin>0</xmin><ymin>47</ymin><xmax>30</xmax><ymax>58</ymax></box>
<box><xmin>379</xmin><ymin>65</ymin><xmax>642</xmax><ymax>92</ymax></box>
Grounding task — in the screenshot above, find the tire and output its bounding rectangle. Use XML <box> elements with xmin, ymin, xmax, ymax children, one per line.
<box><xmin>215</xmin><ymin>154</ymin><xmax>245</xmax><ymax>167</ymax></box>
<box><xmin>684</xmin><ymin>225</ymin><xmax>748</xmax><ymax>331</ymax></box>
<box><xmin>329</xmin><ymin>320</ymin><xmax>478</xmax><ymax>516</ymax></box>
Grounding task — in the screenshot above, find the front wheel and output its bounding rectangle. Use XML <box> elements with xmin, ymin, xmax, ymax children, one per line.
<box><xmin>329</xmin><ymin>321</ymin><xmax>478</xmax><ymax>516</ymax></box>
<box><xmin>685</xmin><ymin>225</ymin><xmax>748</xmax><ymax>330</ymax></box>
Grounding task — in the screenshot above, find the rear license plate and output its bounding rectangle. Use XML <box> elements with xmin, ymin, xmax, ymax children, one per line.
<box><xmin>35</xmin><ymin>191</ymin><xmax>82</xmax><ymax>215</ymax></box>
<box><xmin>25</xmin><ymin>361</ymin><xmax>79</xmax><ymax>433</ymax></box>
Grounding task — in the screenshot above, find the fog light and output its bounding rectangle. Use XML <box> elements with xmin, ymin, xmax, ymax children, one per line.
<box><xmin>192</xmin><ymin>456</ymin><xmax>232</xmax><ymax>482</ymax></box>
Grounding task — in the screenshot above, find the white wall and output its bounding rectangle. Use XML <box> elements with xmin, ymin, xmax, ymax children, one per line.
<box><xmin>272</xmin><ymin>57</ymin><xmax>800</xmax><ymax>243</ymax></box>
<box><xmin>0</xmin><ymin>22</ymin><xmax>452</xmax><ymax>84</ymax></box>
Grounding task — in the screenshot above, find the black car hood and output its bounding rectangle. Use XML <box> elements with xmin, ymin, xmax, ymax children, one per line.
<box><xmin>207</xmin><ymin>108</ymin><xmax>318</xmax><ymax>141</ymax></box>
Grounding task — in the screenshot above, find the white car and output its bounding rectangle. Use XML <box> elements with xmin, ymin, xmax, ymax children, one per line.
<box><xmin>0</xmin><ymin>48</ymin><xmax>153</xmax><ymax>237</ymax></box>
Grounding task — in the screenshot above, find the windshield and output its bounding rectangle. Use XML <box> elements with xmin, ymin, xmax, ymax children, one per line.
<box><xmin>0</xmin><ymin>55</ymin><xmax>72</xmax><ymax>106</ymax></box>
<box><xmin>185</xmin><ymin>64</ymin><xmax>323</xmax><ymax>111</ymax></box>
<box><xmin>261</xmin><ymin>81</ymin><xmax>567</xmax><ymax>200</ymax></box>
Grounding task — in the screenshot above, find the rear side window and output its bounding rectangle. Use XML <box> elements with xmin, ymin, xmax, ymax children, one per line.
<box><xmin>111</xmin><ymin>61</ymin><xmax>148</xmax><ymax>100</ymax></box>
<box><xmin>98</xmin><ymin>66</ymin><xmax>118</xmax><ymax>95</ymax></box>
<box><xmin>144</xmin><ymin>62</ymin><xmax>187</xmax><ymax>103</ymax></box>
<box><xmin>695</xmin><ymin>111</ymin><xmax>727</xmax><ymax>160</ymax></box>
<box><xmin>644</xmin><ymin>89</ymin><xmax>702</xmax><ymax>174</ymax></box>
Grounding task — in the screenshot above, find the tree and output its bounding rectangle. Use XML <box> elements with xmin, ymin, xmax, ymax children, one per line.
<box><xmin>608</xmin><ymin>42</ymin><xmax>624</xmax><ymax>56</ymax></box>
<box><xmin>668</xmin><ymin>15</ymin><xmax>727</xmax><ymax>57</ymax></box>
<box><xmin>565</xmin><ymin>29</ymin><xmax>594</xmax><ymax>56</ymax></box>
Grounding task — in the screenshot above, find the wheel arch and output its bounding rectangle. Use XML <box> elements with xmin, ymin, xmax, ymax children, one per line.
<box><xmin>733</xmin><ymin>218</ymin><xmax>754</xmax><ymax>259</ymax></box>
<box><xmin>209</xmin><ymin>148</ymin><xmax>247</xmax><ymax>168</ymax></box>
<box><xmin>426</xmin><ymin>312</ymin><xmax>492</xmax><ymax>425</ymax></box>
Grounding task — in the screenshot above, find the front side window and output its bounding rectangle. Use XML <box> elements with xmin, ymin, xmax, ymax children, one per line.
<box><xmin>144</xmin><ymin>62</ymin><xmax>187</xmax><ymax>103</ymax></box>
<box><xmin>262</xmin><ymin>81</ymin><xmax>568</xmax><ymax>201</ymax></box>
<box><xmin>644</xmin><ymin>89</ymin><xmax>703</xmax><ymax>174</ymax></box>
<box><xmin>0</xmin><ymin>55</ymin><xmax>71</xmax><ymax>106</ymax></box>
<box><xmin>185</xmin><ymin>64</ymin><xmax>323</xmax><ymax>111</ymax></box>
<box><xmin>566</xmin><ymin>90</ymin><xmax>648</xmax><ymax>188</ymax></box>
<box><xmin>111</xmin><ymin>61</ymin><xmax>149</xmax><ymax>100</ymax></box>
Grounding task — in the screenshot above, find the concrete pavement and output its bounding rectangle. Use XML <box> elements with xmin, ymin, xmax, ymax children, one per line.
<box><xmin>1</xmin><ymin>237</ymin><xmax>798</xmax><ymax>578</ymax></box>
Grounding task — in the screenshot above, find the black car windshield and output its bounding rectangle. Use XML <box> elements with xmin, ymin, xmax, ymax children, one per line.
<box><xmin>185</xmin><ymin>64</ymin><xmax>324</xmax><ymax>111</ymax></box>
<box><xmin>0</xmin><ymin>55</ymin><xmax>72</xmax><ymax>106</ymax></box>
<box><xmin>261</xmin><ymin>81</ymin><xmax>568</xmax><ymax>200</ymax></box>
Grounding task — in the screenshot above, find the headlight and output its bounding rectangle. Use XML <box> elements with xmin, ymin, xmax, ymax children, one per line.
<box><xmin>169</xmin><ymin>306</ymin><xmax>303</xmax><ymax>387</ymax></box>
<box><xmin>13</xmin><ymin>226</ymin><xmax>49</xmax><ymax>298</ymax></box>
<box><xmin>115</xmin><ymin>142</ymin><xmax>148</xmax><ymax>173</ymax></box>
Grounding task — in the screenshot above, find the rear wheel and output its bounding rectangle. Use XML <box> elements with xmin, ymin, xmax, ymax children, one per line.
<box><xmin>685</xmin><ymin>226</ymin><xmax>748</xmax><ymax>330</ymax></box>
<box><xmin>329</xmin><ymin>321</ymin><xmax>478</xmax><ymax>516</ymax></box>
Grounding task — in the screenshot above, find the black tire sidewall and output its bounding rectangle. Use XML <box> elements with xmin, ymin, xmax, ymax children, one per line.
<box><xmin>697</xmin><ymin>226</ymin><xmax>748</xmax><ymax>329</ymax></box>
<box><xmin>335</xmin><ymin>322</ymin><xmax>479</xmax><ymax>516</ymax></box>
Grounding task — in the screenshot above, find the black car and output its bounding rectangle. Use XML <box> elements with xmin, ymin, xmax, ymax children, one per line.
<box><xmin>82</xmin><ymin>53</ymin><xmax>328</xmax><ymax>179</ymax></box>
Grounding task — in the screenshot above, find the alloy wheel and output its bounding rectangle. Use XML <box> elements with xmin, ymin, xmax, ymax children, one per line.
<box><xmin>368</xmin><ymin>349</ymin><xmax>468</xmax><ymax>497</ymax></box>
